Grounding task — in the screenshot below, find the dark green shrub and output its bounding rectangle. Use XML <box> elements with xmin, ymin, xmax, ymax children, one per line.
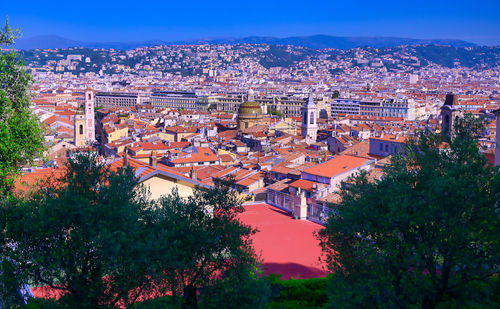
<box><xmin>132</xmin><ymin>296</ymin><xmax>176</xmax><ymax>309</ymax></box>
<box><xmin>24</xmin><ymin>298</ymin><xmax>61</xmax><ymax>309</ymax></box>
<box><xmin>267</xmin><ymin>274</ymin><xmax>330</xmax><ymax>308</ymax></box>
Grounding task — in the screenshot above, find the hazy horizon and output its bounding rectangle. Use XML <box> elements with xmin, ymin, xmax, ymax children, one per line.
<box><xmin>3</xmin><ymin>0</ymin><xmax>500</xmax><ymax>46</ymax></box>
<box><xmin>15</xmin><ymin>33</ymin><xmax>494</xmax><ymax>46</ymax></box>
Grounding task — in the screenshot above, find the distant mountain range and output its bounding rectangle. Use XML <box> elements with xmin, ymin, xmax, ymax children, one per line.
<box><xmin>11</xmin><ymin>34</ymin><xmax>476</xmax><ymax>50</ymax></box>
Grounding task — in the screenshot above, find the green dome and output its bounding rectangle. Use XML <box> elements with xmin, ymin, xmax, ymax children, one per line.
<box><xmin>238</xmin><ymin>101</ymin><xmax>262</xmax><ymax>116</ymax></box>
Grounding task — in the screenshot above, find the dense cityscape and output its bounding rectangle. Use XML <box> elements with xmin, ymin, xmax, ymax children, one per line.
<box><xmin>1</xmin><ymin>2</ymin><xmax>500</xmax><ymax>308</ymax></box>
<box><xmin>24</xmin><ymin>43</ymin><xmax>500</xmax><ymax>176</ymax></box>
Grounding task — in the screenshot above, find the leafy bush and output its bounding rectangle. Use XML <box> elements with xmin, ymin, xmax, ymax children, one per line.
<box><xmin>267</xmin><ymin>274</ymin><xmax>330</xmax><ymax>308</ymax></box>
<box><xmin>25</xmin><ymin>298</ymin><xmax>61</xmax><ymax>309</ymax></box>
<box><xmin>132</xmin><ymin>296</ymin><xmax>176</xmax><ymax>309</ymax></box>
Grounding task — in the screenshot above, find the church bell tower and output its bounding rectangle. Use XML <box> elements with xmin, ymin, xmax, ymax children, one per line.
<box><xmin>301</xmin><ymin>94</ymin><xmax>318</xmax><ymax>143</ymax></box>
<box><xmin>84</xmin><ymin>90</ymin><xmax>96</xmax><ymax>143</ymax></box>
<box><xmin>440</xmin><ymin>93</ymin><xmax>460</xmax><ymax>141</ymax></box>
<box><xmin>74</xmin><ymin>110</ymin><xmax>86</xmax><ymax>147</ymax></box>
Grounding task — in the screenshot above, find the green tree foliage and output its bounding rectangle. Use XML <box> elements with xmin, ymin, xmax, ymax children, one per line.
<box><xmin>6</xmin><ymin>152</ymin><xmax>153</xmax><ymax>308</ymax></box>
<box><xmin>317</xmin><ymin>116</ymin><xmax>500</xmax><ymax>308</ymax></box>
<box><xmin>144</xmin><ymin>179</ymin><xmax>266</xmax><ymax>308</ymax></box>
<box><xmin>0</xmin><ymin>16</ymin><xmax>21</xmax><ymax>46</ymax></box>
<box><xmin>267</xmin><ymin>107</ymin><xmax>283</xmax><ymax>117</ymax></box>
<box><xmin>7</xmin><ymin>155</ymin><xmax>269</xmax><ymax>308</ymax></box>
<box><xmin>0</xmin><ymin>16</ymin><xmax>45</xmax><ymax>308</ymax></box>
<box><xmin>0</xmin><ymin>17</ymin><xmax>45</xmax><ymax>195</ymax></box>
<box><xmin>198</xmin><ymin>262</ymin><xmax>270</xmax><ymax>309</ymax></box>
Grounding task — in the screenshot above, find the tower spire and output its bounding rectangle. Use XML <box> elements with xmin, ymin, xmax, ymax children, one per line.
<box><xmin>307</xmin><ymin>92</ymin><xmax>315</xmax><ymax>107</ymax></box>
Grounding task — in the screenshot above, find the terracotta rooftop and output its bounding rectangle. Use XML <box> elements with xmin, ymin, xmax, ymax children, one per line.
<box><xmin>289</xmin><ymin>179</ymin><xmax>325</xmax><ymax>191</ymax></box>
<box><xmin>302</xmin><ymin>155</ymin><xmax>373</xmax><ymax>178</ymax></box>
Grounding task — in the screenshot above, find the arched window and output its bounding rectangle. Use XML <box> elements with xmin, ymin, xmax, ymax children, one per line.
<box><xmin>79</xmin><ymin>124</ymin><xmax>83</xmax><ymax>135</ymax></box>
<box><xmin>310</xmin><ymin>112</ymin><xmax>314</xmax><ymax>124</ymax></box>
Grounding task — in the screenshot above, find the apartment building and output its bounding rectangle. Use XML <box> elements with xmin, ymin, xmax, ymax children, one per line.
<box><xmin>213</xmin><ymin>94</ymin><xmax>321</xmax><ymax>118</ymax></box>
<box><xmin>95</xmin><ymin>92</ymin><xmax>149</xmax><ymax>108</ymax></box>
<box><xmin>359</xmin><ymin>100</ymin><xmax>382</xmax><ymax>117</ymax></box>
<box><xmin>331</xmin><ymin>98</ymin><xmax>360</xmax><ymax>116</ymax></box>
<box><xmin>380</xmin><ymin>97</ymin><xmax>415</xmax><ymax>120</ymax></box>
<box><xmin>151</xmin><ymin>91</ymin><xmax>209</xmax><ymax>110</ymax></box>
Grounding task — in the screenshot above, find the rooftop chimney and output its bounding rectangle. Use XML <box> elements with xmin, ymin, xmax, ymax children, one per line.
<box><xmin>190</xmin><ymin>167</ymin><xmax>197</xmax><ymax>180</ymax></box>
<box><xmin>149</xmin><ymin>151</ymin><xmax>158</xmax><ymax>167</ymax></box>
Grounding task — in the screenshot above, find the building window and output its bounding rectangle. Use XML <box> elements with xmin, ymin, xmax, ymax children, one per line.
<box><xmin>79</xmin><ymin>124</ymin><xmax>83</xmax><ymax>135</ymax></box>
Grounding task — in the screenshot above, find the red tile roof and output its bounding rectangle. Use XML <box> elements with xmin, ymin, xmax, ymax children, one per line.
<box><xmin>170</xmin><ymin>147</ymin><xmax>219</xmax><ymax>164</ymax></box>
<box><xmin>303</xmin><ymin>155</ymin><xmax>372</xmax><ymax>178</ymax></box>
<box><xmin>289</xmin><ymin>179</ymin><xmax>323</xmax><ymax>191</ymax></box>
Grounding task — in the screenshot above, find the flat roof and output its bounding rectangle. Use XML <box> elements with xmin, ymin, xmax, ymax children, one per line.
<box><xmin>238</xmin><ymin>203</ymin><xmax>327</xmax><ymax>279</ymax></box>
<box><xmin>32</xmin><ymin>203</ymin><xmax>328</xmax><ymax>300</ymax></box>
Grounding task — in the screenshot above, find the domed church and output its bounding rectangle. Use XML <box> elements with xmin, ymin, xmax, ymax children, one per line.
<box><xmin>237</xmin><ymin>89</ymin><xmax>264</xmax><ymax>130</ymax></box>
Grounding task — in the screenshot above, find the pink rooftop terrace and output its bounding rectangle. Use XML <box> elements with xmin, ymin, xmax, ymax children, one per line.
<box><xmin>33</xmin><ymin>203</ymin><xmax>327</xmax><ymax>300</ymax></box>
<box><xmin>239</xmin><ymin>203</ymin><xmax>327</xmax><ymax>279</ymax></box>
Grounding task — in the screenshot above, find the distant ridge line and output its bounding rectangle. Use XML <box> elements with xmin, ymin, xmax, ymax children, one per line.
<box><xmin>12</xmin><ymin>34</ymin><xmax>477</xmax><ymax>50</ymax></box>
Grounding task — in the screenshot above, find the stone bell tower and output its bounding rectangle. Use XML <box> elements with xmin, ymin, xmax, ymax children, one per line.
<box><xmin>74</xmin><ymin>110</ymin><xmax>86</xmax><ymax>147</ymax></box>
<box><xmin>440</xmin><ymin>93</ymin><xmax>460</xmax><ymax>141</ymax></box>
<box><xmin>84</xmin><ymin>90</ymin><xmax>96</xmax><ymax>143</ymax></box>
<box><xmin>301</xmin><ymin>94</ymin><xmax>318</xmax><ymax>143</ymax></box>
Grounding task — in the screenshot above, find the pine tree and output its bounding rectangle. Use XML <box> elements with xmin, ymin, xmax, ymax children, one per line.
<box><xmin>318</xmin><ymin>116</ymin><xmax>500</xmax><ymax>308</ymax></box>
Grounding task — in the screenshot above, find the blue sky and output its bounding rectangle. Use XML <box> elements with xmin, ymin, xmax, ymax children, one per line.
<box><xmin>2</xmin><ymin>0</ymin><xmax>500</xmax><ymax>45</ymax></box>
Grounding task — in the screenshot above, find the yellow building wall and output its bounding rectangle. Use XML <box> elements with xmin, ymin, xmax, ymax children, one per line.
<box><xmin>142</xmin><ymin>174</ymin><xmax>195</xmax><ymax>200</ymax></box>
<box><xmin>269</xmin><ymin>120</ymin><xmax>296</xmax><ymax>135</ymax></box>
<box><xmin>217</xmin><ymin>149</ymin><xmax>235</xmax><ymax>157</ymax></box>
<box><xmin>176</xmin><ymin>132</ymin><xmax>193</xmax><ymax>142</ymax></box>
<box><xmin>107</xmin><ymin>127</ymin><xmax>129</xmax><ymax>143</ymax></box>
<box><xmin>157</xmin><ymin>132</ymin><xmax>174</xmax><ymax>142</ymax></box>
<box><xmin>246</xmin><ymin>179</ymin><xmax>264</xmax><ymax>192</ymax></box>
